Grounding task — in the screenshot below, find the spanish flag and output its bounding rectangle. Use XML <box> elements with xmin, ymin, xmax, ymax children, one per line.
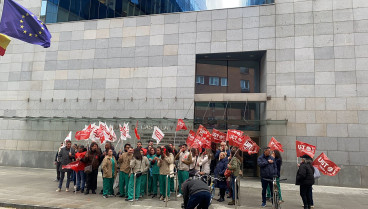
<box><xmin>0</xmin><ymin>33</ymin><xmax>11</xmax><ymax>56</ymax></box>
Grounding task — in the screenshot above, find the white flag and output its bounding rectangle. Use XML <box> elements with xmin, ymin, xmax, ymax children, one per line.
<box><xmin>152</xmin><ymin>126</ymin><xmax>164</xmax><ymax>144</ymax></box>
<box><xmin>64</xmin><ymin>131</ymin><xmax>72</xmax><ymax>142</ymax></box>
<box><xmin>109</xmin><ymin>125</ymin><xmax>117</xmax><ymax>142</ymax></box>
<box><xmin>119</xmin><ymin>123</ymin><xmax>131</xmax><ymax>140</ymax></box>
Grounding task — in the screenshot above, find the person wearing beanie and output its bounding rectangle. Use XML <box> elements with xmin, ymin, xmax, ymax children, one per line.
<box><xmin>296</xmin><ymin>154</ymin><xmax>315</xmax><ymax>209</ymax></box>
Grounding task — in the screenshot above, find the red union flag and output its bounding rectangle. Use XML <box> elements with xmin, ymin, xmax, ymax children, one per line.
<box><xmin>226</xmin><ymin>129</ymin><xmax>244</xmax><ymax>146</ymax></box>
<box><xmin>240</xmin><ymin>136</ymin><xmax>260</xmax><ymax>155</ymax></box>
<box><xmin>75</xmin><ymin>124</ymin><xmax>92</xmax><ymax>140</ymax></box>
<box><xmin>191</xmin><ymin>135</ymin><xmax>203</xmax><ymax>149</ymax></box>
<box><xmin>268</xmin><ymin>137</ymin><xmax>284</xmax><ymax>152</ymax></box>
<box><xmin>296</xmin><ymin>140</ymin><xmax>316</xmax><ymax>158</ymax></box>
<box><xmin>201</xmin><ymin>135</ymin><xmax>212</xmax><ymax>149</ymax></box>
<box><xmin>135</xmin><ymin>121</ymin><xmax>141</xmax><ymax>140</ymax></box>
<box><xmin>196</xmin><ymin>125</ymin><xmax>211</xmax><ymax>141</ymax></box>
<box><xmin>186</xmin><ymin>130</ymin><xmax>196</xmax><ymax>146</ymax></box>
<box><xmin>152</xmin><ymin>126</ymin><xmax>164</xmax><ymax>144</ymax></box>
<box><xmin>312</xmin><ymin>153</ymin><xmax>341</xmax><ymax>176</ymax></box>
<box><xmin>211</xmin><ymin>129</ymin><xmax>226</xmax><ymax>144</ymax></box>
<box><xmin>62</xmin><ymin>161</ymin><xmax>85</xmax><ymax>172</ymax></box>
<box><xmin>176</xmin><ymin>119</ymin><xmax>188</xmax><ymax>131</ymax></box>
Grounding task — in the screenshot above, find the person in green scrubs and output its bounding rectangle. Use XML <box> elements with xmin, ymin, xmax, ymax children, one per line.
<box><xmin>101</xmin><ymin>149</ymin><xmax>117</xmax><ymax>198</ymax></box>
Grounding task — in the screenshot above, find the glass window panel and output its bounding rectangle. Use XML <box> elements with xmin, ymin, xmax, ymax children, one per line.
<box><xmin>209</xmin><ymin>77</ymin><xmax>219</xmax><ymax>86</ymax></box>
<box><xmin>195</xmin><ymin>52</ymin><xmax>261</xmax><ymax>94</ymax></box>
<box><xmin>196</xmin><ymin>76</ymin><xmax>204</xmax><ymax>84</ymax></box>
<box><xmin>194</xmin><ymin>102</ymin><xmax>260</xmax><ymax>131</ymax></box>
<box><xmin>221</xmin><ymin>78</ymin><xmax>228</xmax><ymax>86</ymax></box>
<box><xmin>44</xmin><ymin>0</ymin><xmax>275</xmax><ymax>23</ymax></box>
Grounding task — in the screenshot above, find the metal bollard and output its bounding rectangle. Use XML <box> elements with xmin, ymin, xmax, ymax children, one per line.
<box><xmin>175</xmin><ymin>172</ymin><xmax>178</xmax><ymax>200</ymax></box>
<box><xmin>165</xmin><ymin>174</ymin><xmax>169</xmax><ymax>207</ymax></box>
<box><xmin>234</xmin><ymin>177</ymin><xmax>240</xmax><ymax>208</ymax></box>
<box><xmin>146</xmin><ymin>171</ymin><xmax>149</xmax><ymax>196</ymax></box>
<box><xmin>133</xmin><ymin>173</ymin><xmax>137</xmax><ymax>203</ymax></box>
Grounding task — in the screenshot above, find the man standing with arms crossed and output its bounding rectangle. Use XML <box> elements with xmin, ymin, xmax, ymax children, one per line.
<box><xmin>175</xmin><ymin>144</ymin><xmax>192</xmax><ymax>198</ymax></box>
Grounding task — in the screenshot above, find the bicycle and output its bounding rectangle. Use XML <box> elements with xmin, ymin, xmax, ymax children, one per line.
<box><xmin>193</xmin><ymin>174</ymin><xmax>220</xmax><ymax>204</ymax></box>
<box><xmin>262</xmin><ymin>176</ymin><xmax>287</xmax><ymax>209</ymax></box>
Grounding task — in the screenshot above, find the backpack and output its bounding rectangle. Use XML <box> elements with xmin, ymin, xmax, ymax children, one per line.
<box><xmin>313</xmin><ymin>166</ymin><xmax>321</xmax><ymax>179</ymax></box>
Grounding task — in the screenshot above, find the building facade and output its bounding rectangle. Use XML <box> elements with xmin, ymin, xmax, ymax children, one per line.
<box><xmin>0</xmin><ymin>0</ymin><xmax>368</xmax><ymax>188</ymax></box>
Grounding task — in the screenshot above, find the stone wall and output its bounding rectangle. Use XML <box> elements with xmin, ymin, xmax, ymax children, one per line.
<box><xmin>0</xmin><ymin>0</ymin><xmax>368</xmax><ymax>187</ymax></box>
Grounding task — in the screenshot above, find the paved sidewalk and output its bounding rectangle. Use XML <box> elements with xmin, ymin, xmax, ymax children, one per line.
<box><xmin>0</xmin><ymin>166</ymin><xmax>367</xmax><ymax>209</ymax></box>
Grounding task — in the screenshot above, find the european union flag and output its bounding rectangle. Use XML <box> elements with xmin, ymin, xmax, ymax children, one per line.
<box><xmin>0</xmin><ymin>0</ymin><xmax>51</xmax><ymax>48</ymax></box>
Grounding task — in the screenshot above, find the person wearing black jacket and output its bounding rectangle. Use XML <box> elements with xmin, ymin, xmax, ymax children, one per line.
<box><xmin>214</xmin><ymin>152</ymin><xmax>228</xmax><ymax>202</ymax></box>
<box><xmin>257</xmin><ymin>147</ymin><xmax>277</xmax><ymax>207</ymax></box>
<box><xmin>54</xmin><ymin>142</ymin><xmax>63</xmax><ymax>182</ymax></box>
<box><xmin>82</xmin><ymin>142</ymin><xmax>101</xmax><ymax>195</ymax></box>
<box><xmin>296</xmin><ymin>155</ymin><xmax>315</xmax><ymax>209</ymax></box>
<box><xmin>182</xmin><ymin>178</ymin><xmax>211</xmax><ymax>209</ymax></box>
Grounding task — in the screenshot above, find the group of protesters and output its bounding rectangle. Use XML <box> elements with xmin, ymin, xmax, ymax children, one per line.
<box><xmin>54</xmin><ymin>139</ymin><xmax>246</xmax><ymax>206</ymax></box>
<box><xmin>54</xmin><ymin>139</ymin><xmax>316</xmax><ymax>209</ymax></box>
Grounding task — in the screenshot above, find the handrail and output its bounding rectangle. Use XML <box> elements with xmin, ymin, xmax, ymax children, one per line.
<box><xmin>235</xmin><ymin>176</ymin><xmax>240</xmax><ymax>208</ymax></box>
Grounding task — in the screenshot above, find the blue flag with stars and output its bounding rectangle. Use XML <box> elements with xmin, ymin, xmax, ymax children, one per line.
<box><xmin>0</xmin><ymin>0</ymin><xmax>51</xmax><ymax>48</ymax></box>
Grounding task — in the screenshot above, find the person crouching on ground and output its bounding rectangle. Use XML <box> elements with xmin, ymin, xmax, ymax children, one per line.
<box><xmin>296</xmin><ymin>155</ymin><xmax>315</xmax><ymax>209</ymax></box>
<box><xmin>118</xmin><ymin>147</ymin><xmax>133</xmax><ymax>198</ymax></box>
<box><xmin>56</xmin><ymin>140</ymin><xmax>75</xmax><ymax>192</ymax></box>
<box><xmin>214</xmin><ymin>152</ymin><xmax>228</xmax><ymax>202</ymax></box>
<box><xmin>182</xmin><ymin>177</ymin><xmax>211</xmax><ymax>209</ymax></box>
<box><xmin>125</xmin><ymin>148</ymin><xmax>144</xmax><ymax>201</ymax></box>
<box><xmin>101</xmin><ymin>148</ymin><xmax>118</xmax><ymax>198</ymax></box>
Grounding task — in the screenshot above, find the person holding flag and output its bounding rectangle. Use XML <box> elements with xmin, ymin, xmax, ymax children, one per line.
<box><xmin>56</xmin><ymin>140</ymin><xmax>75</xmax><ymax>192</ymax></box>
<box><xmin>175</xmin><ymin>144</ymin><xmax>192</xmax><ymax>198</ymax></box>
<box><xmin>227</xmin><ymin>148</ymin><xmax>242</xmax><ymax>206</ymax></box>
<box><xmin>296</xmin><ymin>155</ymin><xmax>315</xmax><ymax>209</ymax></box>
<box><xmin>257</xmin><ymin>147</ymin><xmax>277</xmax><ymax>207</ymax></box>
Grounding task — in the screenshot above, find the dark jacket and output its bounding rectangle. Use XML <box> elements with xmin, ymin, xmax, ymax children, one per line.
<box><xmin>214</xmin><ymin>157</ymin><xmax>228</xmax><ymax>189</ymax></box>
<box><xmin>182</xmin><ymin>178</ymin><xmax>210</xmax><ymax>208</ymax></box>
<box><xmin>82</xmin><ymin>149</ymin><xmax>101</xmax><ymax>170</ymax></box>
<box><xmin>296</xmin><ymin>162</ymin><xmax>315</xmax><ymax>186</ymax></box>
<box><xmin>275</xmin><ymin>158</ymin><xmax>282</xmax><ymax>177</ymax></box>
<box><xmin>58</xmin><ymin>147</ymin><xmax>75</xmax><ymax>171</ymax></box>
<box><xmin>257</xmin><ymin>154</ymin><xmax>277</xmax><ymax>179</ymax></box>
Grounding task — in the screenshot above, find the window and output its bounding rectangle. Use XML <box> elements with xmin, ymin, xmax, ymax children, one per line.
<box><xmin>209</xmin><ymin>77</ymin><xmax>219</xmax><ymax>86</ymax></box>
<box><xmin>221</xmin><ymin>77</ymin><xmax>228</xmax><ymax>86</ymax></box>
<box><xmin>240</xmin><ymin>67</ymin><xmax>249</xmax><ymax>74</ymax></box>
<box><xmin>241</xmin><ymin>80</ymin><xmax>250</xmax><ymax>91</ymax></box>
<box><xmin>196</xmin><ymin>76</ymin><xmax>204</xmax><ymax>84</ymax></box>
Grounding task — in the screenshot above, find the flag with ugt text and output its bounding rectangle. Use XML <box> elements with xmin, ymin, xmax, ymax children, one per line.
<box><xmin>240</xmin><ymin>136</ymin><xmax>260</xmax><ymax>155</ymax></box>
<box><xmin>62</xmin><ymin>161</ymin><xmax>85</xmax><ymax>172</ymax></box>
<box><xmin>268</xmin><ymin>137</ymin><xmax>284</xmax><ymax>152</ymax></box>
<box><xmin>152</xmin><ymin>126</ymin><xmax>164</xmax><ymax>144</ymax></box>
<box><xmin>0</xmin><ymin>0</ymin><xmax>51</xmax><ymax>47</ymax></box>
<box><xmin>176</xmin><ymin>119</ymin><xmax>188</xmax><ymax>131</ymax></box>
<box><xmin>196</xmin><ymin>125</ymin><xmax>211</xmax><ymax>141</ymax></box>
<box><xmin>226</xmin><ymin>129</ymin><xmax>244</xmax><ymax>147</ymax></box>
<box><xmin>119</xmin><ymin>123</ymin><xmax>131</xmax><ymax>140</ymax></box>
<box><xmin>75</xmin><ymin>124</ymin><xmax>92</xmax><ymax>140</ymax></box>
<box><xmin>108</xmin><ymin>125</ymin><xmax>117</xmax><ymax>142</ymax></box>
<box><xmin>296</xmin><ymin>140</ymin><xmax>316</xmax><ymax>158</ymax></box>
<box><xmin>191</xmin><ymin>135</ymin><xmax>203</xmax><ymax>149</ymax></box>
<box><xmin>186</xmin><ymin>130</ymin><xmax>196</xmax><ymax>147</ymax></box>
<box><xmin>312</xmin><ymin>152</ymin><xmax>341</xmax><ymax>176</ymax></box>
<box><xmin>211</xmin><ymin>129</ymin><xmax>226</xmax><ymax>144</ymax></box>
